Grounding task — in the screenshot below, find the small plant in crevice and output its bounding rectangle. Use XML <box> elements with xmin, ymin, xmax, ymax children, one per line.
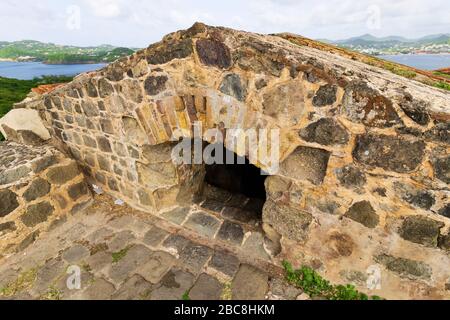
<box><xmin>112</xmin><ymin>246</ymin><xmax>131</xmax><ymax>263</ymax></box>
<box><xmin>221</xmin><ymin>282</ymin><xmax>233</xmax><ymax>300</ymax></box>
<box><xmin>41</xmin><ymin>286</ymin><xmax>62</xmax><ymax>300</ymax></box>
<box><xmin>182</xmin><ymin>290</ymin><xmax>191</xmax><ymax>301</ymax></box>
<box><xmin>282</xmin><ymin>261</ymin><xmax>383</xmax><ymax>301</ymax></box>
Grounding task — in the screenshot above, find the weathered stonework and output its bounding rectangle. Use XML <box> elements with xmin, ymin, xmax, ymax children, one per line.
<box><xmin>0</xmin><ymin>142</ymin><xmax>92</xmax><ymax>253</ymax></box>
<box><xmin>2</xmin><ymin>23</ymin><xmax>450</xmax><ymax>299</ymax></box>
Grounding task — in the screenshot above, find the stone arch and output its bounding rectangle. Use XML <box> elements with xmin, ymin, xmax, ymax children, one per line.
<box><xmin>130</xmin><ymin>86</ymin><xmax>285</xmax><ymax>214</ymax></box>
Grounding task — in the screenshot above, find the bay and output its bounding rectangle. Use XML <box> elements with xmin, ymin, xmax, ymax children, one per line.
<box><xmin>0</xmin><ymin>61</ymin><xmax>106</xmax><ymax>80</ymax></box>
<box><xmin>379</xmin><ymin>54</ymin><xmax>450</xmax><ymax>71</ymax></box>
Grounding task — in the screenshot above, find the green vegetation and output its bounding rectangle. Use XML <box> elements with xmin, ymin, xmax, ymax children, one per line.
<box><xmin>434</xmin><ymin>71</ymin><xmax>450</xmax><ymax>80</ymax></box>
<box><xmin>220</xmin><ymin>282</ymin><xmax>233</xmax><ymax>300</ymax></box>
<box><xmin>365</xmin><ymin>57</ymin><xmax>417</xmax><ymax>78</ymax></box>
<box><xmin>383</xmin><ymin>63</ymin><xmax>417</xmax><ymax>79</ymax></box>
<box><xmin>433</xmin><ymin>81</ymin><xmax>450</xmax><ymax>91</ymax></box>
<box><xmin>112</xmin><ymin>246</ymin><xmax>131</xmax><ymax>263</ymax></box>
<box><xmin>0</xmin><ymin>268</ymin><xmax>38</xmax><ymax>297</ymax></box>
<box><xmin>0</xmin><ymin>40</ymin><xmax>135</xmax><ymax>64</ymax></box>
<box><xmin>0</xmin><ymin>75</ymin><xmax>72</xmax><ymax>117</ymax></box>
<box><xmin>0</xmin><ymin>75</ymin><xmax>73</xmax><ymax>141</ymax></box>
<box><xmin>41</xmin><ymin>286</ymin><xmax>62</xmax><ymax>300</ymax></box>
<box><xmin>182</xmin><ymin>290</ymin><xmax>191</xmax><ymax>301</ymax></box>
<box><xmin>283</xmin><ymin>261</ymin><xmax>383</xmax><ymax>301</ymax></box>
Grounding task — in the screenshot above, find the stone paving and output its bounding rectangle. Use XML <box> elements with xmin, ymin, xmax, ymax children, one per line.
<box><xmin>0</xmin><ymin>192</ymin><xmax>302</xmax><ymax>300</ymax></box>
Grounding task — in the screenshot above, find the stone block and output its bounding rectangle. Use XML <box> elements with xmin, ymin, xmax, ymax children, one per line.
<box><xmin>147</xmin><ymin>38</ymin><xmax>193</xmax><ymax>65</ymax></box>
<box><xmin>0</xmin><ymin>166</ymin><xmax>31</xmax><ymax>185</ymax></box>
<box><xmin>232</xmin><ymin>265</ymin><xmax>268</xmax><ymax>300</ymax></box>
<box><xmin>345</xmin><ymin>201</ymin><xmax>379</xmax><ymax>229</ymax></box>
<box><xmin>47</xmin><ymin>162</ymin><xmax>80</xmax><ymax>185</ymax></box>
<box><xmin>0</xmin><ymin>189</ymin><xmax>19</xmax><ymax>217</ymax></box>
<box><xmin>219</xmin><ymin>74</ymin><xmax>247</xmax><ymax>102</ymax></box>
<box><xmin>23</xmin><ymin>178</ymin><xmax>51</xmax><ymax>202</ymax></box>
<box><xmin>375</xmin><ymin>254</ymin><xmax>432</xmax><ymax>280</ymax></box>
<box><xmin>353</xmin><ymin>134</ymin><xmax>425</xmax><ymax>173</ymax></box>
<box><xmin>263</xmin><ymin>200</ymin><xmax>312</xmax><ymax>242</ymax></box>
<box><xmin>279</xmin><ymin>146</ymin><xmax>331</xmax><ymax>185</ymax></box>
<box><xmin>196</xmin><ymin>39</ymin><xmax>231</xmax><ymax>69</ymax></box>
<box><xmin>184</xmin><ymin>211</ymin><xmax>221</xmax><ymax>238</ymax></box>
<box><xmin>68</xmin><ymin>182</ymin><xmax>90</xmax><ymax>201</ymax></box>
<box><xmin>144</xmin><ymin>75</ymin><xmax>168</xmax><ymax>96</ymax></box>
<box><xmin>0</xmin><ymin>108</ymin><xmax>51</xmax><ymax>142</ymax></box>
<box><xmin>312</xmin><ymin>84</ymin><xmax>337</xmax><ymax>107</ymax></box>
<box><xmin>96</xmin><ymin>136</ymin><xmax>113</xmax><ymax>153</ymax></box>
<box><xmin>21</xmin><ymin>201</ymin><xmax>54</xmax><ymax>227</ymax></box>
<box><xmin>399</xmin><ymin>216</ymin><xmax>444</xmax><ymax>247</ymax></box>
<box><xmin>300</xmin><ymin>118</ymin><xmax>349</xmax><ymax>146</ymax></box>
<box><xmin>189</xmin><ymin>274</ymin><xmax>224</xmax><ymax>300</ymax></box>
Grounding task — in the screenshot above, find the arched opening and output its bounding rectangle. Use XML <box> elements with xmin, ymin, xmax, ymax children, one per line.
<box><xmin>201</xmin><ymin>142</ymin><xmax>267</xmax><ymax>219</ymax></box>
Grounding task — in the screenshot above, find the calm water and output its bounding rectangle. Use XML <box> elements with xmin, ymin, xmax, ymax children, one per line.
<box><xmin>380</xmin><ymin>54</ymin><xmax>450</xmax><ymax>70</ymax></box>
<box><xmin>1</xmin><ymin>54</ymin><xmax>449</xmax><ymax>80</ymax></box>
<box><xmin>0</xmin><ymin>61</ymin><xmax>106</xmax><ymax>80</ymax></box>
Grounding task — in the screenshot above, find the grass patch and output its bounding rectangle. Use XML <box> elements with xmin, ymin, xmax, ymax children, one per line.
<box><xmin>433</xmin><ymin>81</ymin><xmax>450</xmax><ymax>91</ymax></box>
<box><xmin>283</xmin><ymin>261</ymin><xmax>383</xmax><ymax>301</ymax></box>
<box><xmin>382</xmin><ymin>62</ymin><xmax>417</xmax><ymax>79</ymax></box>
<box><xmin>112</xmin><ymin>246</ymin><xmax>131</xmax><ymax>263</ymax></box>
<box><xmin>41</xmin><ymin>286</ymin><xmax>62</xmax><ymax>300</ymax></box>
<box><xmin>182</xmin><ymin>290</ymin><xmax>191</xmax><ymax>301</ymax></box>
<box><xmin>434</xmin><ymin>71</ymin><xmax>450</xmax><ymax>80</ymax></box>
<box><xmin>0</xmin><ymin>268</ymin><xmax>38</xmax><ymax>297</ymax></box>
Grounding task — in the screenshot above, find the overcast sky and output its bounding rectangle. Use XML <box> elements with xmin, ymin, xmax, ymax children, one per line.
<box><xmin>1</xmin><ymin>0</ymin><xmax>449</xmax><ymax>47</ymax></box>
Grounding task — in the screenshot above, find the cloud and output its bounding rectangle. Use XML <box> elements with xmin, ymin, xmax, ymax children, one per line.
<box><xmin>0</xmin><ymin>0</ymin><xmax>448</xmax><ymax>46</ymax></box>
<box><xmin>84</xmin><ymin>0</ymin><xmax>123</xmax><ymax>18</ymax></box>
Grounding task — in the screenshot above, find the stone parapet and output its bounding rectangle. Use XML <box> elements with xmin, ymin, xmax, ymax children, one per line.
<box><xmin>0</xmin><ymin>141</ymin><xmax>92</xmax><ymax>254</ymax></box>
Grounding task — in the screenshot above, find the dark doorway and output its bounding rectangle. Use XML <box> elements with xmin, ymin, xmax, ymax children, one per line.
<box><xmin>204</xmin><ymin>143</ymin><xmax>267</xmax><ymax>207</ymax></box>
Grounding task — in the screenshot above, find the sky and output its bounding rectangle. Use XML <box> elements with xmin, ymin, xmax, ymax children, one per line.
<box><xmin>1</xmin><ymin>0</ymin><xmax>449</xmax><ymax>47</ymax></box>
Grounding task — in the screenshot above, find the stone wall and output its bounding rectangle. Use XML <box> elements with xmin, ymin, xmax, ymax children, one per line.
<box><xmin>0</xmin><ymin>141</ymin><xmax>92</xmax><ymax>254</ymax></box>
<box><xmin>12</xmin><ymin>23</ymin><xmax>450</xmax><ymax>299</ymax></box>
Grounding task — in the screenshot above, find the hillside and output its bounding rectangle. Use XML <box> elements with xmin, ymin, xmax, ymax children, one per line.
<box><xmin>324</xmin><ymin>33</ymin><xmax>450</xmax><ymax>55</ymax></box>
<box><xmin>0</xmin><ymin>75</ymin><xmax>72</xmax><ymax>117</ymax></box>
<box><xmin>0</xmin><ymin>40</ymin><xmax>135</xmax><ymax>64</ymax></box>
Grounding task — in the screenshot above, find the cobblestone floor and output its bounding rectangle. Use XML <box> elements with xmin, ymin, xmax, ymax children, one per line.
<box><xmin>0</xmin><ymin>192</ymin><xmax>303</xmax><ymax>300</ymax></box>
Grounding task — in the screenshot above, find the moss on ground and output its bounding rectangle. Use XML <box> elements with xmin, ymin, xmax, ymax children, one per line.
<box><xmin>112</xmin><ymin>246</ymin><xmax>131</xmax><ymax>263</ymax></box>
<box><xmin>0</xmin><ymin>268</ymin><xmax>38</xmax><ymax>297</ymax></box>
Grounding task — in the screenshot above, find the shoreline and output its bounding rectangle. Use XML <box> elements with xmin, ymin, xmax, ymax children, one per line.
<box><xmin>375</xmin><ymin>52</ymin><xmax>450</xmax><ymax>57</ymax></box>
<box><xmin>0</xmin><ymin>59</ymin><xmax>106</xmax><ymax>65</ymax></box>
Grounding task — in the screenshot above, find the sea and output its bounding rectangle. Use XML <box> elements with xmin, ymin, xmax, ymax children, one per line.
<box><xmin>0</xmin><ymin>61</ymin><xmax>106</xmax><ymax>80</ymax></box>
<box><xmin>0</xmin><ymin>54</ymin><xmax>449</xmax><ymax>80</ymax></box>
<box><xmin>379</xmin><ymin>54</ymin><xmax>450</xmax><ymax>71</ymax></box>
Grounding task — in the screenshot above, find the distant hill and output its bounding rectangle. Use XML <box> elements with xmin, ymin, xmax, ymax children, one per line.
<box><xmin>324</xmin><ymin>34</ymin><xmax>450</xmax><ymax>55</ymax></box>
<box><xmin>0</xmin><ymin>40</ymin><xmax>136</xmax><ymax>64</ymax></box>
